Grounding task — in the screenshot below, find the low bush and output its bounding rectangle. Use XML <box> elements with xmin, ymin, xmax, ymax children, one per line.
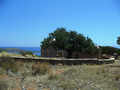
<box><xmin>0</xmin><ymin>51</ymin><xmax>10</xmax><ymax>57</ymax></box>
<box><xmin>0</xmin><ymin>60</ymin><xmax>19</xmax><ymax>74</ymax></box>
<box><xmin>0</xmin><ymin>80</ymin><xmax>9</xmax><ymax>90</ymax></box>
<box><xmin>32</xmin><ymin>62</ymin><xmax>50</xmax><ymax>75</ymax></box>
<box><xmin>48</xmin><ymin>70</ymin><xmax>59</xmax><ymax>80</ymax></box>
<box><xmin>19</xmin><ymin>51</ymin><xmax>34</xmax><ymax>56</ymax></box>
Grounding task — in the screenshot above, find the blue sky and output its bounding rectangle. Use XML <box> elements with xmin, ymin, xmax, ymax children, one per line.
<box><xmin>0</xmin><ymin>0</ymin><xmax>120</xmax><ymax>47</ymax></box>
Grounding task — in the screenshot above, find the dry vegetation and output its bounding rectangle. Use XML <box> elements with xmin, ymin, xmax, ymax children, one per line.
<box><xmin>0</xmin><ymin>58</ymin><xmax>120</xmax><ymax>90</ymax></box>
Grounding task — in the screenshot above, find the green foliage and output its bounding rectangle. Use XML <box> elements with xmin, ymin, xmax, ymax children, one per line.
<box><xmin>19</xmin><ymin>51</ymin><xmax>33</xmax><ymax>56</ymax></box>
<box><xmin>117</xmin><ymin>37</ymin><xmax>120</xmax><ymax>45</ymax></box>
<box><xmin>0</xmin><ymin>48</ymin><xmax>34</xmax><ymax>56</ymax></box>
<box><xmin>41</xmin><ymin>27</ymin><xmax>97</xmax><ymax>57</ymax></box>
<box><xmin>41</xmin><ymin>27</ymin><xmax>69</xmax><ymax>49</ymax></box>
<box><xmin>100</xmin><ymin>46</ymin><xmax>120</xmax><ymax>55</ymax></box>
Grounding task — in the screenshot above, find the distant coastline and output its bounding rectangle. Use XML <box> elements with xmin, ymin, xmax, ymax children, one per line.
<box><xmin>0</xmin><ymin>47</ymin><xmax>41</xmax><ymax>56</ymax></box>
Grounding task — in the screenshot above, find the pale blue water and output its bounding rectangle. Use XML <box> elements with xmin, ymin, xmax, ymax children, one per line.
<box><xmin>0</xmin><ymin>47</ymin><xmax>41</xmax><ymax>56</ymax></box>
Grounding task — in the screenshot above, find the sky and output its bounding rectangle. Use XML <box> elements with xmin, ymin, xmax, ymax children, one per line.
<box><xmin>0</xmin><ymin>0</ymin><xmax>120</xmax><ymax>47</ymax></box>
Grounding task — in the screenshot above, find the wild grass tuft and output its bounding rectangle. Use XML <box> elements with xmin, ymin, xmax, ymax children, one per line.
<box><xmin>32</xmin><ymin>62</ymin><xmax>51</xmax><ymax>75</ymax></box>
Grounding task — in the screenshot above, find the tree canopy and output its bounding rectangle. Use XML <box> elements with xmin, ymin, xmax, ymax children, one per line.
<box><xmin>41</xmin><ymin>28</ymin><xmax>69</xmax><ymax>49</ymax></box>
<box><xmin>117</xmin><ymin>37</ymin><xmax>120</xmax><ymax>45</ymax></box>
<box><xmin>41</xmin><ymin>28</ymin><xmax>98</xmax><ymax>57</ymax></box>
<box><xmin>100</xmin><ymin>46</ymin><xmax>120</xmax><ymax>55</ymax></box>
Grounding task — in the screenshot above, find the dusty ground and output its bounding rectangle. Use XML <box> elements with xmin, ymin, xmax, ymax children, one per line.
<box><xmin>0</xmin><ymin>60</ymin><xmax>120</xmax><ymax>90</ymax></box>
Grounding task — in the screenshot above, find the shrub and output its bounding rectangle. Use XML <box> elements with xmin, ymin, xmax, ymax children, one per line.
<box><xmin>0</xmin><ymin>80</ymin><xmax>9</xmax><ymax>90</ymax></box>
<box><xmin>48</xmin><ymin>70</ymin><xmax>59</xmax><ymax>80</ymax></box>
<box><xmin>0</xmin><ymin>60</ymin><xmax>19</xmax><ymax>74</ymax></box>
<box><xmin>19</xmin><ymin>51</ymin><xmax>34</xmax><ymax>56</ymax></box>
<box><xmin>32</xmin><ymin>62</ymin><xmax>50</xmax><ymax>75</ymax></box>
<box><xmin>112</xmin><ymin>74</ymin><xmax>120</xmax><ymax>81</ymax></box>
<box><xmin>0</xmin><ymin>51</ymin><xmax>10</xmax><ymax>57</ymax></box>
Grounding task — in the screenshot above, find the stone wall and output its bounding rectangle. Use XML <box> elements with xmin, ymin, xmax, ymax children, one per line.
<box><xmin>0</xmin><ymin>57</ymin><xmax>115</xmax><ymax>65</ymax></box>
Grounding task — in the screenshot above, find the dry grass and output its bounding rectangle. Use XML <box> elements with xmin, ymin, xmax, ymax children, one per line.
<box><xmin>39</xmin><ymin>63</ymin><xmax>120</xmax><ymax>90</ymax></box>
<box><xmin>32</xmin><ymin>62</ymin><xmax>51</xmax><ymax>75</ymax></box>
<box><xmin>0</xmin><ymin>60</ymin><xmax>18</xmax><ymax>73</ymax></box>
<box><xmin>0</xmin><ymin>58</ymin><xmax>120</xmax><ymax>90</ymax></box>
<box><xmin>0</xmin><ymin>80</ymin><xmax>9</xmax><ymax>90</ymax></box>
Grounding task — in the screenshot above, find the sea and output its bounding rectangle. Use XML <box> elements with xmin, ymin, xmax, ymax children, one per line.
<box><xmin>0</xmin><ymin>47</ymin><xmax>41</xmax><ymax>56</ymax></box>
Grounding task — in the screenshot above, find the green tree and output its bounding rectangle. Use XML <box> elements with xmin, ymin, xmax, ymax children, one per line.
<box><xmin>84</xmin><ymin>37</ymin><xmax>97</xmax><ymax>55</ymax></box>
<box><xmin>117</xmin><ymin>37</ymin><xmax>120</xmax><ymax>45</ymax></box>
<box><xmin>41</xmin><ymin>27</ymin><xmax>69</xmax><ymax>50</ymax></box>
<box><xmin>41</xmin><ymin>28</ymin><xmax>97</xmax><ymax>58</ymax></box>
<box><xmin>100</xmin><ymin>46</ymin><xmax>120</xmax><ymax>55</ymax></box>
<box><xmin>50</xmin><ymin>28</ymin><xmax>69</xmax><ymax>49</ymax></box>
<box><xmin>65</xmin><ymin>31</ymin><xmax>87</xmax><ymax>57</ymax></box>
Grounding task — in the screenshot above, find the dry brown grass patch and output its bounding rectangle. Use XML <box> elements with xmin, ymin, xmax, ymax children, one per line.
<box><xmin>32</xmin><ymin>62</ymin><xmax>51</xmax><ymax>75</ymax></box>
